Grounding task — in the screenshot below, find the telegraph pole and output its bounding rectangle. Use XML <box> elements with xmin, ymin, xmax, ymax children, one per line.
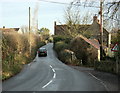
<box><xmin>29</xmin><ymin>7</ymin><xmax>31</xmax><ymax>55</ymax></box>
<box><xmin>100</xmin><ymin>0</ymin><xmax>103</xmax><ymax>60</ymax></box>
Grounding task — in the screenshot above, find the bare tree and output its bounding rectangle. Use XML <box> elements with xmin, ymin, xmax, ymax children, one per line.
<box><xmin>61</xmin><ymin>1</ymin><xmax>93</xmax><ymax>38</ymax></box>
<box><xmin>81</xmin><ymin>12</ymin><xmax>93</xmax><ymax>24</ymax></box>
<box><xmin>103</xmin><ymin>0</ymin><xmax>120</xmax><ymax>30</ymax></box>
<box><xmin>72</xmin><ymin>0</ymin><xmax>120</xmax><ymax>30</ymax></box>
<box><xmin>63</xmin><ymin>2</ymin><xmax>81</xmax><ymax>37</ymax></box>
<box><xmin>104</xmin><ymin>0</ymin><xmax>120</xmax><ymax>20</ymax></box>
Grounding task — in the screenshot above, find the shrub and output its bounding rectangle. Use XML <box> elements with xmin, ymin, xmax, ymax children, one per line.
<box><xmin>54</xmin><ymin>41</ymin><xmax>69</xmax><ymax>53</ymax></box>
<box><xmin>87</xmin><ymin>47</ymin><xmax>98</xmax><ymax>66</ymax></box>
<box><xmin>94</xmin><ymin>60</ymin><xmax>119</xmax><ymax>74</ymax></box>
<box><xmin>2</xmin><ymin>32</ymin><xmax>45</xmax><ymax>80</ymax></box>
<box><xmin>59</xmin><ymin>49</ymin><xmax>79</xmax><ymax>65</ymax></box>
<box><xmin>48</xmin><ymin>36</ymin><xmax>53</xmax><ymax>43</ymax></box>
<box><xmin>53</xmin><ymin>35</ymin><xmax>72</xmax><ymax>44</ymax></box>
<box><xmin>70</xmin><ymin>36</ymin><xmax>89</xmax><ymax>65</ymax></box>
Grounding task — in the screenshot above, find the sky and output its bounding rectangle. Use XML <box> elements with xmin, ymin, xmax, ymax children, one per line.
<box><xmin>0</xmin><ymin>0</ymin><xmax>101</xmax><ymax>34</ymax></box>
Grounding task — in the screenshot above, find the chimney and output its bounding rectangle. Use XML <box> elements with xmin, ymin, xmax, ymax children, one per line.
<box><xmin>3</xmin><ymin>26</ymin><xmax>5</xmax><ymax>29</ymax></box>
<box><xmin>54</xmin><ymin>21</ymin><xmax>56</xmax><ymax>35</ymax></box>
<box><xmin>93</xmin><ymin>14</ymin><xmax>99</xmax><ymax>23</ymax></box>
<box><xmin>54</xmin><ymin>21</ymin><xmax>56</xmax><ymax>26</ymax></box>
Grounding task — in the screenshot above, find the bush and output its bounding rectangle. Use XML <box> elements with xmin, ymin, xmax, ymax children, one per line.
<box><xmin>70</xmin><ymin>36</ymin><xmax>89</xmax><ymax>65</ymax></box>
<box><xmin>53</xmin><ymin>35</ymin><xmax>72</xmax><ymax>44</ymax></box>
<box><xmin>54</xmin><ymin>41</ymin><xmax>69</xmax><ymax>53</ymax></box>
<box><xmin>59</xmin><ymin>49</ymin><xmax>79</xmax><ymax>65</ymax></box>
<box><xmin>2</xmin><ymin>32</ymin><xmax>45</xmax><ymax>80</ymax></box>
<box><xmin>94</xmin><ymin>60</ymin><xmax>119</xmax><ymax>74</ymax></box>
<box><xmin>48</xmin><ymin>36</ymin><xmax>53</xmax><ymax>43</ymax></box>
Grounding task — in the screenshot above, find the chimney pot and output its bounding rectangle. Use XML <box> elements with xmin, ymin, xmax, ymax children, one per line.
<box><xmin>54</xmin><ymin>21</ymin><xmax>56</xmax><ymax>26</ymax></box>
<box><xmin>93</xmin><ymin>15</ymin><xmax>97</xmax><ymax>22</ymax></box>
<box><xmin>3</xmin><ymin>26</ymin><xmax>5</xmax><ymax>28</ymax></box>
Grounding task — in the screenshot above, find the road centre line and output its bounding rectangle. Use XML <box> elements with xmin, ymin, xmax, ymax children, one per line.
<box><xmin>52</xmin><ymin>68</ymin><xmax>55</xmax><ymax>73</ymax></box>
<box><xmin>88</xmin><ymin>72</ymin><xmax>109</xmax><ymax>91</ymax></box>
<box><xmin>50</xmin><ymin>65</ymin><xmax>52</xmax><ymax>68</ymax></box>
<box><xmin>53</xmin><ymin>73</ymin><xmax>56</xmax><ymax>79</ymax></box>
<box><xmin>42</xmin><ymin>65</ymin><xmax>56</xmax><ymax>88</ymax></box>
<box><xmin>42</xmin><ymin>80</ymin><xmax>53</xmax><ymax>88</ymax></box>
<box><xmin>50</xmin><ymin>65</ymin><xmax>56</xmax><ymax>79</ymax></box>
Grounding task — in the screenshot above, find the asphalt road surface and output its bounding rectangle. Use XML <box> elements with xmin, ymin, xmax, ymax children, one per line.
<box><xmin>2</xmin><ymin>43</ymin><xmax>107</xmax><ymax>91</ymax></box>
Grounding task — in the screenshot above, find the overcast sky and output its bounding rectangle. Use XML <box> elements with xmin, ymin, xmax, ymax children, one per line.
<box><xmin>0</xmin><ymin>0</ymin><xmax>101</xmax><ymax>34</ymax></box>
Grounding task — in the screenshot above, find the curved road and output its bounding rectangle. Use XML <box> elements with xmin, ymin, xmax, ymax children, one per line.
<box><xmin>3</xmin><ymin>43</ymin><xmax>107</xmax><ymax>91</ymax></box>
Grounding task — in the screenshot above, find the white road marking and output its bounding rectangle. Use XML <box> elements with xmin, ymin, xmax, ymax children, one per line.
<box><xmin>53</xmin><ymin>73</ymin><xmax>56</xmax><ymax>79</ymax></box>
<box><xmin>88</xmin><ymin>73</ymin><xmax>101</xmax><ymax>81</ymax></box>
<box><xmin>42</xmin><ymin>80</ymin><xmax>53</xmax><ymax>88</ymax></box>
<box><xmin>42</xmin><ymin>65</ymin><xmax>56</xmax><ymax>88</ymax></box>
<box><xmin>50</xmin><ymin>65</ymin><xmax>52</xmax><ymax>68</ymax></box>
<box><xmin>52</xmin><ymin>68</ymin><xmax>55</xmax><ymax>73</ymax></box>
<box><xmin>88</xmin><ymin>72</ymin><xmax>109</xmax><ymax>91</ymax></box>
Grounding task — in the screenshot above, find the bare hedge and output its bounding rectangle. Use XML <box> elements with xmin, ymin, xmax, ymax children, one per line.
<box><xmin>2</xmin><ymin>32</ymin><xmax>45</xmax><ymax>80</ymax></box>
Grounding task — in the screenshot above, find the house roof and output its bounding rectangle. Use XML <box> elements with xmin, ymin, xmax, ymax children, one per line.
<box><xmin>54</xmin><ymin>15</ymin><xmax>109</xmax><ymax>36</ymax></box>
<box><xmin>0</xmin><ymin>28</ymin><xmax>20</xmax><ymax>32</ymax></box>
<box><xmin>54</xmin><ymin>22</ymin><xmax>109</xmax><ymax>36</ymax></box>
<box><xmin>54</xmin><ymin>24</ymin><xmax>91</xmax><ymax>35</ymax></box>
<box><xmin>79</xmin><ymin>35</ymin><xmax>107</xmax><ymax>50</ymax></box>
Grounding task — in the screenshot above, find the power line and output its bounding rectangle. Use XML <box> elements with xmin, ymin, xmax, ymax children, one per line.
<box><xmin>38</xmin><ymin>0</ymin><xmax>70</xmax><ymax>5</ymax></box>
<box><xmin>38</xmin><ymin>0</ymin><xmax>100</xmax><ymax>8</ymax></box>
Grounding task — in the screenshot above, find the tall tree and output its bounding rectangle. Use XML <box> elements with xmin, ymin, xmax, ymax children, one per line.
<box><xmin>38</xmin><ymin>27</ymin><xmax>50</xmax><ymax>35</ymax></box>
<box><xmin>63</xmin><ymin>2</ymin><xmax>81</xmax><ymax>37</ymax></box>
<box><xmin>104</xmin><ymin>0</ymin><xmax>120</xmax><ymax>30</ymax></box>
<box><xmin>38</xmin><ymin>27</ymin><xmax>50</xmax><ymax>40</ymax></box>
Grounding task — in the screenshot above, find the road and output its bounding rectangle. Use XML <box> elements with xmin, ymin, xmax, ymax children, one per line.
<box><xmin>2</xmin><ymin>43</ymin><xmax>107</xmax><ymax>91</ymax></box>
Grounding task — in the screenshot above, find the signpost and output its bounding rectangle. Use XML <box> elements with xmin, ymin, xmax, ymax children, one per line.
<box><xmin>111</xmin><ymin>43</ymin><xmax>119</xmax><ymax>74</ymax></box>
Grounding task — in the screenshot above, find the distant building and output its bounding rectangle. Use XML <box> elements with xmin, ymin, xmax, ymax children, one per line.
<box><xmin>0</xmin><ymin>26</ymin><xmax>39</xmax><ymax>34</ymax></box>
<box><xmin>0</xmin><ymin>26</ymin><xmax>20</xmax><ymax>33</ymax></box>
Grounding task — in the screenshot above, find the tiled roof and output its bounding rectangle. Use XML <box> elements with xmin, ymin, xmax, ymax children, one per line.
<box><xmin>79</xmin><ymin>35</ymin><xmax>107</xmax><ymax>50</ymax></box>
<box><xmin>54</xmin><ymin>24</ymin><xmax>91</xmax><ymax>35</ymax></box>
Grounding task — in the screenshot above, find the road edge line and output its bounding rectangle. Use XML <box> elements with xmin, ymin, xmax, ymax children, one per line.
<box><xmin>88</xmin><ymin>72</ymin><xmax>109</xmax><ymax>91</ymax></box>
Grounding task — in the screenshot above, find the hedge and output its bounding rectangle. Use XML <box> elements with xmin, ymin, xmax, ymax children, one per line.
<box><xmin>2</xmin><ymin>32</ymin><xmax>45</xmax><ymax>80</ymax></box>
<box><xmin>94</xmin><ymin>60</ymin><xmax>120</xmax><ymax>75</ymax></box>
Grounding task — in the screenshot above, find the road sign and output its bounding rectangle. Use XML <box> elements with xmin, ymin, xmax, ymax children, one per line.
<box><xmin>111</xmin><ymin>43</ymin><xmax>119</xmax><ymax>52</ymax></box>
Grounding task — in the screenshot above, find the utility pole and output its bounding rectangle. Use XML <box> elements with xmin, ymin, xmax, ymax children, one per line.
<box><xmin>100</xmin><ymin>0</ymin><xmax>103</xmax><ymax>60</ymax></box>
<box><xmin>29</xmin><ymin>7</ymin><xmax>31</xmax><ymax>55</ymax></box>
<box><xmin>37</xmin><ymin>19</ymin><xmax>38</xmax><ymax>34</ymax></box>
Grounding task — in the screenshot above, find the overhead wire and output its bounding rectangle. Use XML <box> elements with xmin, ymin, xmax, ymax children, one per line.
<box><xmin>38</xmin><ymin>0</ymin><xmax>100</xmax><ymax>8</ymax></box>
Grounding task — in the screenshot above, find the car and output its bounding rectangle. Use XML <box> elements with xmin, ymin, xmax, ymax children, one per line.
<box><xmin>38</xmin><ymin>48</ymin><xmax>47</xmax><ymax>57</ymax></box>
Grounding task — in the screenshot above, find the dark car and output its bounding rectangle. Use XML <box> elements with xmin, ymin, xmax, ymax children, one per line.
<box><xmin>38</xmin><ymin>48</ymin><xmax>47</xmax><ymax>57</ymax></box>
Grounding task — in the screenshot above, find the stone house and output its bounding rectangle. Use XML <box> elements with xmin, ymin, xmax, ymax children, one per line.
<box><xmin>54</xmin><ymin>15</ymin><xmax>110</xmax><ymax>47</ymax></box>
<box><xmin>54</xmin><ymin>15</ymin><xmax>111</xmax><ymax>60</ymax></box>
<box><xmin>78</xmin><ymin>35</ymin><xmax>107</xmax><ymax>61</ymax></box>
